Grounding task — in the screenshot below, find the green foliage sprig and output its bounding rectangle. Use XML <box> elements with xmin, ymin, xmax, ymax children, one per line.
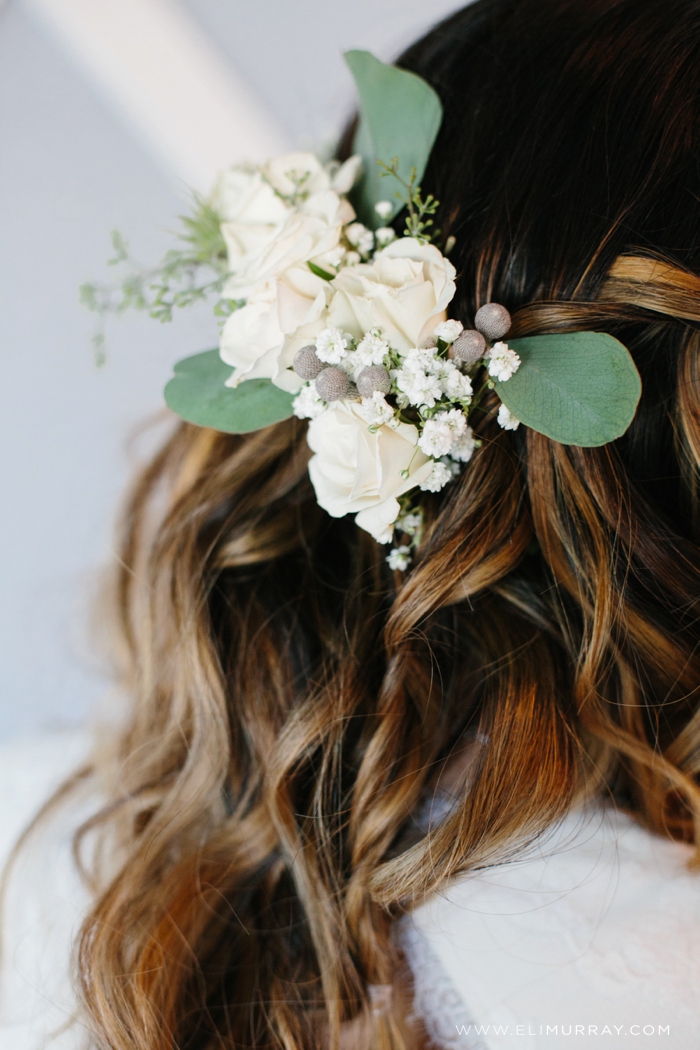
<box><xmin>80</xmin><ymin>195</ymin><xmax>235</xmax><ymax>363</ymax></box>
<box><xmin>378</xmin><ymin>157</ymin><xmax>440</xmax><ymax>243</ymax></box>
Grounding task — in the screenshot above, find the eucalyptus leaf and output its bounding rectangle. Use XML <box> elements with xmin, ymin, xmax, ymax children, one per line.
<box><xmin>344</xmin><ymin>50</ymin><xmax>443</xmax><ymax>228</ymax></box>
<box><xmin>164</xmin><ymin>350</ymin><xmax>294</xmax><ymax>433</ymax></box>
<box><xmin>495</xmin><ymin>332</ymin><xmax>641</xmax><ymax>447</ymax></box>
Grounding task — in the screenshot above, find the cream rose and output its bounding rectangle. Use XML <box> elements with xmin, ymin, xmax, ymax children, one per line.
<box><xmin>216</xmin><ymin>154</ymin><xmax>358</xmax><ymax>387</ymax></box>
<box><xmin>220</xmin><ymin>269</ymin><xmax>332</xmax><ymax>390</ymax></box>
<box><xmin>228</xmin><ymin>208</ymin><xmax>346</xmax><ymax>293</ymax></box>
<box><xmin>326</xmin><ymin>237</ymin><xmax>457</xmax><ymax>353</ymax></box>
<box><xmin>211</xmin><ymin>166</ymin><xmax>288</xmax><ymax>295</ymax></box>
<box><xmin>306</xmin><ymin>403</ymin><xmax>433</xmax><ymax>543</ymax></box>
<box><xmin>263</xmin><ymin>151</ymin><xmax>362</xmax><ymax>201</ymax></box>
<box><xmin>218</xmin><ymin>153</ymin><xmax>355</xmax><ymax>300</ymax></box>
<box><xmin>219</xmin><ymin>281</ymin><xmax>284</xmax><ymax>386</ymax></box>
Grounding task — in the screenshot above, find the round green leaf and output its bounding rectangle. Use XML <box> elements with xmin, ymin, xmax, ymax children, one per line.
<box><xmin>164</xmin><ymin>350</ymin><xmax>295</xmax><ymax>433</ymax></box>
<box><xmin>344</xmin><ymin>50</ymin><xmax>443</xmax><ymax>228</ymax></box>
<box><xmin>495</xmin><ymin>332</ymin><xmax>642</xmax><ymax>447</ymax></box>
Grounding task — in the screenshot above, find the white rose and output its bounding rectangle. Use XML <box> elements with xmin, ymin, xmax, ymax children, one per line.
<box><xmin>306</xmin><ymin>402</ymin><xmax>433</xmax><ymax>543</ymax></box>
<box><xmin>330</xmin><ymin>155</ymin><xmax>363</xmax><ymax>194</ymax></box>
<box><xmin>212</xmin><ymin>167</ymin><xmax>289</xmax><ymax>293</ymax></box>
<box><xmin>220</xmin><ymin>269</ymin><xmax>330</xmax><ymax>390</ymax></box>
<box><xmin>262</xmin><ymin>152</ymin><xmax>330</xmax><ymax>196</ymax></box>
<box><xmin>211</xmin><ymin>165</ymin><xmax>287</xmax><ymax>226</ymax></box>
<box><xmin>219</xmin><ymin>282</ymin><xmax>283</xmax><ymax>385</ymax></box>
<box><xmin>263</xmin><ymin>152</ymin><xmax>358</xmax><ymax>225</ymax></box>
<box><xmin>222</xmin><ymin>207</ymin><xmax>350</xmax><ymax>300</ymax></box>
<box><xmin>216</xmin><ymin>152</ymin><xmax>355</xmax><ymax>301</ymax></box>
<box><xmin>327</xmin><ymin>237</ymin><xmax>456</xmax><ymax>353</ymax></box>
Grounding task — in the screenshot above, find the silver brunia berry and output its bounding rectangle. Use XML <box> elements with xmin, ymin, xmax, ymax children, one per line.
<box><xmin>315</xmin><ymin>367</ymin><xmax>350</xmax><ymax>402</ymax></box>
<box><xmin>356</xmin><ymin>366</ymin><xmax>391</xmax><ymax>398</ymax></box>
<box><xmin>474</xmin><ymin>303</ymin><xmax>512</xmax><ymax>341</ymax></box>
<box><xmin>293</xmin><ymin>344</ymin><xmax>325</xmax><ymax>380</ymax></box>
<box><xmin>452</xmin><ymin>330</ymin><xmax>486</xmax><ymax>366</ymax></box>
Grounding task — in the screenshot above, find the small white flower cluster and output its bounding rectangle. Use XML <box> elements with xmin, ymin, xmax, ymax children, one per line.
<box><xmin>418</xmin><ymin>408</ymin><xmax>473</xmax><ymax>461</ymax></box>
<box><xmin>485</xmin><ymin>341</ymin><xmax>521</xmax><ymax>382</ymax></box>
<box><xmin>395</xmin><ymin>346</ymin><xmax>473</xmax><ymax>409</ymax></box>
<box><xmin>433</xmin><ymin>318</ymin><xmax>464</xmax><ymax>343</ymax></box>
<box><xmin>315</xmin><ymin>327</ymin><xmax>349</xmax><ymax>364</ymax></box>
<box><xmin>345</xmin><ymin>221</ymin><xmax>375</xmax><ymax>258</ymax></box>
<box><xmin>386</xmin><ymin>545</ymin><xmax>412</xmax><ymax>571</ymax></box>
<box><xmin>497</xmin><ymin>404</ymin><xmax>520</xmax><ymax>430</ymax></box>
<box><xmin>292</xmin><ymin>384</ymin><xmax>325</xmax><ymax>420</ymax></box>
<box><xmin>386</xmin><ymin>509</ymin><xmax>424</xmax><ymax>571</ymax></box>
<box><xmin>360</xmin><ymin>391</ymin><xmax>394</xmax><ymax>426</ymax></box>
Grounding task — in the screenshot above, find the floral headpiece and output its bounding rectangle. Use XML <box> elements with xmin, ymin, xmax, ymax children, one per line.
<box><xmin>84</xmin><ymin>52</ymin><xmax>641</xmax><ymax>569</ymax></box>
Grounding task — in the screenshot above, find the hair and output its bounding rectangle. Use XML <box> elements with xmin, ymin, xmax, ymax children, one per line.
<box><xmin>52</xmin><ymin>0</ymin><xmax>700</xmax><ymax>1047</ymax></box>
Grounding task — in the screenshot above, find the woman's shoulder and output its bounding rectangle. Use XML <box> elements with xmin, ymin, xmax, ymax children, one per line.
<box><xmin>407</xmin><ymin>805</ymin><xmax>700</xmax><ymax>1048</ymax></box>
<box><xmin>0</xmin><ymin>730</ymin><xmax>94</xmax><ymax>1050</ymax></box>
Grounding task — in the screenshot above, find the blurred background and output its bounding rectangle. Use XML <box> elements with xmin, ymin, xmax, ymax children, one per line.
<box><xmin>0</xmin><ymin>0</ymin><xmax>465</xmax><ymax>744</ymax></box>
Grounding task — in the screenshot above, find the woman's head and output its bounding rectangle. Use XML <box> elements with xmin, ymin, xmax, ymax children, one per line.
<box><xmin>76</xmin><ymin>2</ymin><xmax>700</xmax><ymax>1047</ymax></box>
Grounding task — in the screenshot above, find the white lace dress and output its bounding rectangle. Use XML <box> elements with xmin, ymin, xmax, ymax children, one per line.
<box><xmin>2</xmin><ymin>735</ymin><xmax>700</xmax><ymax>1050</ymax></box>
<box><xmin>403</xmin><ymin>805</ymin><xmax>700</xmax><ymax>1048</ymax></box>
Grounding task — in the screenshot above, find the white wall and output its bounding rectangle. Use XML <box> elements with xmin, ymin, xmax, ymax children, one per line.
<box><xmin>0</xmin><ymin>0</ymin><xmax>464</xmax><ymax>742</ymax></box>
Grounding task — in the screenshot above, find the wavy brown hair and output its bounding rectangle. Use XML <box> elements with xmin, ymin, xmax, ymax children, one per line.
<box><xmin>58</xmin><ymin>0</ymin><xmax>700</xmax><ymax>1047</ymax></box>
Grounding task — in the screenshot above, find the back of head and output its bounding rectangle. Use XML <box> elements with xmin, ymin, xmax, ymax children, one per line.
<box><xmin>76</xmin><ymin>2</ymin><xmax>700</xmax><ymax>1047</ymax></box>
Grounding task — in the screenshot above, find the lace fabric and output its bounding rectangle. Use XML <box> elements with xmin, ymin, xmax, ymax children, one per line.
<box><xmin>399</xmin><ymin>919</ymin><xmax>489</xmax><ymax>1050</ymax></box>
<box><xmin>409</xmin><ymin>806</ymin><xmax>700</xmax><ymax>1048</ymax></box>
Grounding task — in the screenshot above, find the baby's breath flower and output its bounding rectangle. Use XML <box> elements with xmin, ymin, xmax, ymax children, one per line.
<box><xmin>440</xmin><ymin>456</ymin><xmax>462</xmax><ymax>477</ymax></box>
<box><xmin>449</xmin><ymin>427</ymin><xmax>476</xmax><ymax>462</ymax></box>
<box><xmin>358</xmin><ymin>231</ymin><xmax>375</xmax><ymax>255</ymax></box>
<box><xmin>315</xmin><ymin>326</ymin><xmax>348</xmax><ymax>364</ymax></box>
<box><xmin>338</xmin><ymin>350</ymin><xmax>359</xmax><ymax>379</ymax></box>
<box><xmin>386</xmin><ymin>545</ymin><xmax>412</xmax><ymax>571</ymax></box>
<box><xmin>417</xmin><ymin>408</ymin><xmax>467</xmax><ymax>458</ymax></box>
<box><xmin>497</xmin><ymin>403</ymin><xmax>521</xmax><ymax>430</ymax></box>
<box><xmin>403</xmin><ymin>373</ymin><xmax>443</xmax><ymax>408</ymax></box>
<box><xmin>401</xmin><ymin>348</ymin><xmax>436</xmax><ymax>371</ymax></box>
<box><xmin>433</xmin><ymin>318</ymin><xmax>464</xmax><ymax>343</ymax></box>
<box><xmin>345</xmin><ymin>222</ymin><xmax>374</xmax><ymax>255</ymax></box>
<box><xmin>323</xmin><ymin>246</ymin><xmax>346</xmax><ymax>269</ymax></box>
<box><xmin>374</xmin><ymin>226</ymin><xmax>396</xmax><ymax>248</ymax></box>
<box><xmin>359</xmin><ymin>392</ymin><xmax>394</xmax><ymax>426</ymax></box>
<box><xmin>293</xmin><ymin>383</ymin><xmax>326</xmax><ymax>420</ymax></box>
<box><xmin>375</xmin><ymin>523</ymin><xmax>395</xmax><ymax>545</ymax></box>
<box><xmin>395</xmin><ymin>348</ymin><xmax>443</xmax><ymax>408</ymax></box>
<box><xmin>375</xmin><ymin>200</ymin><xmax>394</xmax><ymax>221</ymax></box>
<box><xmin>485</xmin><ymin>341</ymin><xmax>521</xmax><ymax>382</ymax></box>
<box><xmin>344</xmin><ymin>250</ymin><xmax>361</xmax><ymax>267</ymax></box>
<box><xmin>397</xmin><ymin>511</ymin><xmax>422</xmax><ymax>536</ymax></box>
<box><xmin>432</xmin><ymin>358</ymin><xmax>473</xmax><ymax>401</ymax></box>
<box><xmin>419</xmin><ymin>460</ymin><xmax>453</xmax><ymax>493</ymax></box>
<box><xmin>356</xmin><ymin>331</ymin><xmax>390</xmax><ymax>367</ymax></box>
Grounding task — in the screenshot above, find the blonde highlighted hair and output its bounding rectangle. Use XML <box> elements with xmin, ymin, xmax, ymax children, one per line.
<box><xmin>63</xmin><ymin>248</ymin><xmax>700</xmax><ymax>1049</ymax></box>
<box><xmin>30</xmin><ymin>0</ymin><xmax>700</xmax><ymax>1047</ymax></box>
